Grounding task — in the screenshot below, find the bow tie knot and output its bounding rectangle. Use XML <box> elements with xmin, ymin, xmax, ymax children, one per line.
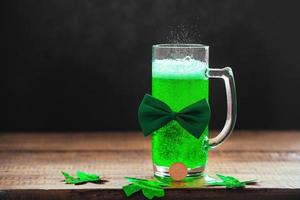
<box><xmin>170</xmin><ymin>111</ymin><xmax>178</xmax><ymax>119</ymax></box>
<box><xmin>138</xmin><ymin>94</ymin><xmax>211</xmax><ymax>138</ymax></box>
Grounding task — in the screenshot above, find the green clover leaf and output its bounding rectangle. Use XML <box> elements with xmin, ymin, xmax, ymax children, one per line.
<box><xmin>123</xmin><ymin>177</ymin><xmax>169</xmax><ymax>199</ymax></box>
<box><xmin>61</xmin><ymin>171</ymin><xmax>100</xmax><ymax>185</ymax></box>
<box><xmin>207</xmin><ymin>173</ymin><xmax>258</xmax><ymax>188</ymax></box>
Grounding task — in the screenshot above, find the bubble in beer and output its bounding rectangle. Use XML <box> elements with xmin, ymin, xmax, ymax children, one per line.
<box><xmin>184</xmin><ymin>56</ymin><xmax>192</xmax><ymax>61</ymax></box>
<box><xmin>152</xmin><ymin>58</ymin><xmax>208</xmax><ymax>79</ymax></box>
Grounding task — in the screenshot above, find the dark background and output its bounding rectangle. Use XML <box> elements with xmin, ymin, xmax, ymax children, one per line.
<box><xmin>1</xmin><ymin>0</ymin><xmax>300</xmax><ymax>132</ymax></box>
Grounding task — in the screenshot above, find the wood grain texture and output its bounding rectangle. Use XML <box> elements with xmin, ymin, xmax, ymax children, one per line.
<box><xmin>0</xmin><ymin>131</ymin><xmax>300</xmax><ymax>200</ymax></box>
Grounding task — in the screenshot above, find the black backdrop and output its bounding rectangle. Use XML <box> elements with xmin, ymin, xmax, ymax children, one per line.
<box><xmin>2</xmin><ymin>0</ymin><xmax>300</xmax><ymax>132</ymax></box>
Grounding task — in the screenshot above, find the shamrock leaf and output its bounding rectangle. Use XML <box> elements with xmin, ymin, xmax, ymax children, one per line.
<box><xmin>123</xmin><ymin>184</ymin><xmax>141</xmax><ymax>197</ymax></box>
<box><xmin>61</xmin><ymin>171</ymin><xmax>74</xmax><ymax>181</ymax></box>
<box><xmin>123</xmin><ymin>177</ymin><xmax>168</xmax><ymax>199</ymax></box>
<box><xmin>62</xmin><ymin>171</ymin><xmax>81</xmax><ymax>184</ymax></box>
<box><xmin>125</xmin><ymin>177</ymin><xmax>169</xmax><ymax>188</ymax></box>
<box><xmin>207</xmin><ymin>173</ymin><xmax>258</xmax><ymax>189</ymax></box>
<box><xmin>76</xmin><ymin>171</ymin><xmax>99</xmax><ymax>182</ymax></box>
<box><xmin>61</xmin><ymin>171</ymin><xmax>100</xmax><ymax>185</ymax></box>
<box><xmin>216</xmin><ymin>174</ymin><xmax>245</xmax><ymax>188</ymax></box>
<box><xmin>142</xmin><ymin>188</ymin><xmax>164</xmax><ymax>199</ymax></box>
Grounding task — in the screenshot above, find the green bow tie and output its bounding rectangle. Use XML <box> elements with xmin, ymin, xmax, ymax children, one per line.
<box><xmin>138</xmin><ymin>94</ymin><xmax>211</xmax><ymax>138</ymax></box>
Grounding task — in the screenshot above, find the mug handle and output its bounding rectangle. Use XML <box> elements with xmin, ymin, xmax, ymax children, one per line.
<box><xmin>207</xmin><ymin>67</ymin><xmax>237</xmax><ymax>149</ymax></box>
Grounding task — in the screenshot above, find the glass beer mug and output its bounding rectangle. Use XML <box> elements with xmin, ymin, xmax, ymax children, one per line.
<box><xmin>151</xmin><ymin>44</ymin><xmax>237</xmax><ymax>178</ymax></box>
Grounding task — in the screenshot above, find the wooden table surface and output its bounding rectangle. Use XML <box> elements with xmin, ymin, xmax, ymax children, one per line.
<box><xmin>0</xmin><ymin>131</ymin><xmax>300</xmax><ymax>200</ymax></box>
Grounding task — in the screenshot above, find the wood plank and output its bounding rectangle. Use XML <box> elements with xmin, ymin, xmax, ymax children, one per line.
<box><xmin>0</xmin><ymin>132</ymin><xmax>150</xmax><ymax>151</ymax></box>
<box><xmin>1</xmin><ymin>131</ymin><xmax>300</xmax><ymax>151</ymax></box>
<box><xmin>0</xmin><ymin>131</ymin><xmax>300</xmax><ymax>199</ymax></box>
<box><xmin>0</xmin><ymin>151</ymin><xmax>299</xmax><ymax>189</ymax></box>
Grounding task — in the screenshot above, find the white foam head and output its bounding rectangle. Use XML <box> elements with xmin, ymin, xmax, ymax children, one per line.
<box><xmin>152</xmin><ymin>57</ymin><xmax>208</xmax><ymax>79</ymax></box>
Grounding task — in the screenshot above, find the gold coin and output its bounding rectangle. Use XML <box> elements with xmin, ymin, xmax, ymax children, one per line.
<box><xmin>169</xmin><ymin>162</ymin><xmax>188</xmax><ymax>181</ymax></box>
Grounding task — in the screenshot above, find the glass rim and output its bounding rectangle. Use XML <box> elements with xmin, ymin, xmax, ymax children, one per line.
<box><xmin>152</xmin><ymin>43</ymin><xmax>209</xmax><ymax>49</ymax></box>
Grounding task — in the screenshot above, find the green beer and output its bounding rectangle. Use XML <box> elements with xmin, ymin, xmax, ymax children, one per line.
<box><xmin>150</xmin><ymin>44</ymin><xmax>237</xmax><ymax>179</ymax></box>
<box><xmin>152</xmin><ymin>58</ymin><xmax>209</xmax><ymax>170</ymax></box>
